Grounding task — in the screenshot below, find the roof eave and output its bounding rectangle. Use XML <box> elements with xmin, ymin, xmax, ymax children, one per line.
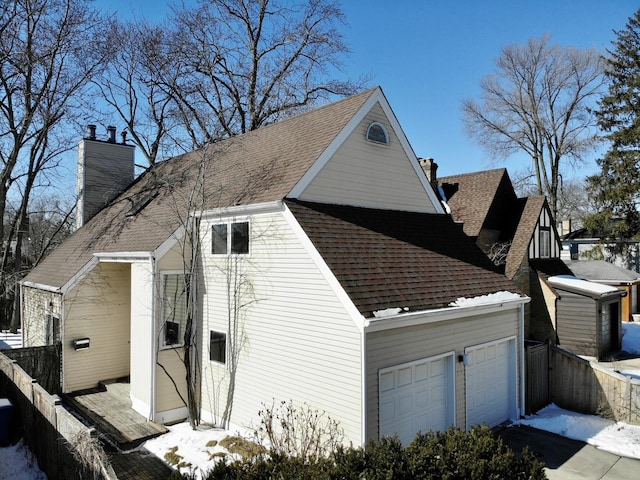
<box><xmin>363</xmin><ymin>295</ymin><xmax>529</xmax><ymax>333</ymax></box>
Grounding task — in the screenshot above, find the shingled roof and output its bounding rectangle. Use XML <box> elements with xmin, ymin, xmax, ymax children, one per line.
<box><xmin>24</xmin><ymin>88</ymin><xmax>378</xmax><ymax>289</ymax></box>
<box><xmin>439</xmin><ymin>168</ymin><xmax>517</xmax><ymax>239</ymax></box>
<box><xmin>505</xmin><ymin>196</ymin><xmax>547</xmax><ymax>280</ymax></box>
<box><xmin>286</xmin><ymin>200</ymin><xmax>519</xmax><ymax>317</ymax></box>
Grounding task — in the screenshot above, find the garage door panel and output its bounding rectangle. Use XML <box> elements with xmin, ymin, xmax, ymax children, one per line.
<box><xmin>379</xmin><ymin>353</ymin><xmax>455</xmax><ymax>445</ymax></box>
<box><xmin>466</xmin><ymin>338</ymin><xmax>516</xmax><ymax>429</ymax></box>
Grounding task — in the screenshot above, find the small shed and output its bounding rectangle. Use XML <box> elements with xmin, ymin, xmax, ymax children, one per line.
<box><xmin>547</xmin><ymin>275</ymin><xmax>623</xmax><ymax>360</ymax></box>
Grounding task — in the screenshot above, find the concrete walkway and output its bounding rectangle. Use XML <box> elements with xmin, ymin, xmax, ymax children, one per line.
<box><xmin>498</xmin><ymin>425</ymin><xmax>640</xmax><ymax>479</ymax></box>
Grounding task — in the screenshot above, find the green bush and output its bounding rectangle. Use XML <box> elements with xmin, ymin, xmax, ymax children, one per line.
<box><xmin>191</xmin><ymin>425</ymin><xmax>546</xmax><ymax>480</ymax></box>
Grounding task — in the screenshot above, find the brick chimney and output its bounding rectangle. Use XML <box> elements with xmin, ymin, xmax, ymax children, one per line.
<box><xmin>76</xmin><ymin>125</ymin><xmax>135</xmax><ymax>229</ymax></box>
<box><xmin>419</xmin><ymin>157</ymin><xmax>439</xmax><ymax>192</ymax></box>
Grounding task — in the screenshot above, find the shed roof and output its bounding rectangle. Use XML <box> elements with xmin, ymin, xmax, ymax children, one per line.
<box><xmin>547</xmin><ymin>275</ymin><xmax>622</xmax><ymax>298</ymax></box>
<box><xmin>287</xmin><ymin>200</ymin><xmax>519</xmax><ymax>318</ymax></box>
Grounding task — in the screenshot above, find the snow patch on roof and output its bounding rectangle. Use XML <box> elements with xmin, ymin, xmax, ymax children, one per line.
<box><xmin>449</xmin><ymin>291</ymin><xmax>522</xmax><ymax>307</ymax></box>
<box><xmin>372</xmin><ymin>307</ymin><xmax>409</xmax><ymax>318</ymax></box>
<box><xmin>548</xmin><ymin>275</ymin><xmax>620</xmax><ymax>295</ymax></box>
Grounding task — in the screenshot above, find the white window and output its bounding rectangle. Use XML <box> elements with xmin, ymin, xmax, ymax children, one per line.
<box><xmin>212</xmin><ymin>221</ymin><xmax>249</xmax><ymax>255</ymax></box>
<box><xmin>161</xmin><ymin>273</ymin><xmax>189</xmax><ymax>347</ymax></box>
<box><xmin>540</xmin><ymin>228</ymin><xmax>551</xmax><ymax>258</ymax></box>
<box><xmin>366</xmin><ymin>122</ymin><xmax>389</xmax><ymax>145</ymax></box>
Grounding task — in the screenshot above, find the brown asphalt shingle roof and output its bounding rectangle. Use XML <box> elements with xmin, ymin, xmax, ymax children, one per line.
<box><xmin>25</xmin><ymin>88</ymin><xmax>378</xmax><ymax>289</ymax></box>
<box><xmin>286</xmin><ymin>200</ymin><xmax>519</xmax><ymax>317</ymax></box>
<box><xmin>439</xmin><ymin>168</ymin><xmax>513</xmax><ymax>238</ymax></box>
<box><xmin>505</xmin><ymin>196</ymin><xmax>547</xmax><ymax>280</ymax></box>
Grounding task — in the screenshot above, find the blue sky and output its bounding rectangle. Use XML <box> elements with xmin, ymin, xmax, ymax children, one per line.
<box><xmin>95</xmin><ymin>0</ymin><xmax>635</xmax><ymax>179</ymax></box>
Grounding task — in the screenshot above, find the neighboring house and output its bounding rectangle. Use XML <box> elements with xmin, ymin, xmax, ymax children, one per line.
<box><xmin>434</xmin><ymin>168</ymin><xmax>623</xmax><ymax>358</ymax></box>
<box><xmin>561</xmin><ymin>227</ymin><xmax>640</xmax><ymax>273</ymax></box>
<box><xmin>565</xmin><ymin>260</ymin><xmax>640</xmax><ymax>323</ymax></box>
<box><xmin>20</xmin><ymin>87</ymin><xmax>528</xmax><ymax>446</ymax></box>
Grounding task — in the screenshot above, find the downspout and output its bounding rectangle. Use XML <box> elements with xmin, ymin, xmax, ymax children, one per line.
<box><xmin>519</xmin><ymin>302</ymin><xmax>526</xmax><ymax>418</ymax></box>
<box><xmin>360</xmin><ymin>323</ymin><xmax>367</xmax><ymax>445</ymax></box>
<box><xmin>150</xmin><ymin>254</ymin><xmax>157</xmax><ymax>421</ymax></box>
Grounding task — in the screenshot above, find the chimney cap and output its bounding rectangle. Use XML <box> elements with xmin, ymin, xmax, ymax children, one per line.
<box><xmin>86</xmin><ymin>124</ymin><xmax>97</xmax><ymax>140</ymax></box>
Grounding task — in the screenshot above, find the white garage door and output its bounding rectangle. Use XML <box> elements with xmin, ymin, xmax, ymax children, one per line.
<box><xmin>379</xmin><ymin>353</ymin><xmax>455</xmax><ymax>445</ymax></box>
<box><xmin>465</xmin><ymin>337</ymin><xmax>517</xmax><ymax>428</ymax></box>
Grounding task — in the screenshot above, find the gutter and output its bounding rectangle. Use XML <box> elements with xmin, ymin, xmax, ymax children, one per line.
<box><xmin>363</xmin><ymin>296</ymin><xmax>530</xmax><ymax>333</ymax></box>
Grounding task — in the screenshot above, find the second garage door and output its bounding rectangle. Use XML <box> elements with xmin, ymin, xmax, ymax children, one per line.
<box><xmin>379</xmin><ymin>353</ymin><xmax>455</xmax><ymax>445</ymax></box>
<box><xmin>465</xmin><ymin>337</ymin><xmax>517</xmax><ymax>428</ymax></box>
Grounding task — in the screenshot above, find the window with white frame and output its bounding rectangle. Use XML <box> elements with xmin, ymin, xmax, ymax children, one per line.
<box><xmin>209</xmin><ymin>330</ymin><xmax>226</xmax><ymax>364</ymax></box>
<box><xmin>366</xmin><ymin>122</ymin><xmax>389</xmax><ymax>145</ymax></box>
<box><xmin>539</xmin><ymin>227</ymin><xmax>551</xmax><ymax>258</ymax></box>
<box><xmin>162</xmin><ymin>273</ymin><xmax>189</xmax><ymax>347</ymax></box>
<box><xmin>212</xmin><ymin>221</ymin><xmax>249</xmax><ymax>255</ymax></box>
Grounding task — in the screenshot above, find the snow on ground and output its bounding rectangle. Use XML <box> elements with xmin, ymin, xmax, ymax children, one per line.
<box><xmin>516</xmin><ymin>403</ymin><xmax>640</xmax><ymax>459</ymax></box>
<box><xmin>7</xmin><ymin>322</ymin><xmax>640</xmax><ymax>478</ymax></box>
<box><xmin>0</xmin><ymin>330</ymin><xmax>22</xmax><ymax>350</ymax></box>
<box><xmin>0</xmin><ymin>440</ymin><xmax>46</xmax><ymax>480</ymax></box>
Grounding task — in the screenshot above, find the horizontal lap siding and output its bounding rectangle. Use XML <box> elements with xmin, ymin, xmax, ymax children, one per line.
<box><xmin>298</xmin><ymin>104</ymin><xmax>437</xmax><ymax>213</ymax></box>
<box><xmin>366</xmin><ymin>309</ymin><xmax>521</xmax><ymax>440</ymax></box>
<box><xmin>22</xmin><ymin>287</ymin><xmax>61</xmax><ymax>347</ymax></box>
<box><xmin>64</xmin><ymin>263</ymin><xmax>131</xmax><ymax>392</ymax></box>
<box><xmin>556</xmin><ymin>291</ymin><xmax>598</xmax><ymax>356</ymax></box>
<box><xmin>199</xmin><ymin>213</ymin><xmax>363</xmax><ymax>443</ymax></box>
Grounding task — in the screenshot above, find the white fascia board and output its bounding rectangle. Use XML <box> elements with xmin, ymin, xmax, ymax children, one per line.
<box><xmin>154</xmin><ymin>226</ymin><xmax>186</xmax><ymax>261</ymax></box>
<box><xmin>364</xmin><ymin>296</ymin><xmax>530</xmax><ymax>333</ymax></box>
<box><xmin>60</xmin><ymin>256</ymin><xmax>100</xmax><ymax>295</ymax></box>
<box><xmin>282</xmin><ymin>203</ymin><xmax>366</xmax><ymax>331</ymax></box>
<box><xmin>94</xmin><ymin>252</ymin><xmax>153</xmax><ymax>262</ymax></box>
<box><xmin>20</xmin><ymin>281</ymin><xmax>62</xmax><ymax>293</ymax></box>
<box><xmin>194</xmin><ymin>200</ymin><xmax>284</xmax><ymax>221</ymax></box>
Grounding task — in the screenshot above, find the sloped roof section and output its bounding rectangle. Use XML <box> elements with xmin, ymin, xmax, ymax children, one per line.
<box><xmin>505</xmin><ymin>196</ymin><xmax>547</xmax><ymax>279</ymax></box>
<box><xmin>286</xmin><ymin>200</ymin><xmax>519</xmax><ymax>318</ymax></box>
<box><xmin>24</xmin><ymin>88</ymin><xmax>379</xmax><ymax>289</ymax></box>
<box><xmin>439</xmin><ymin>168</ymin><xmax>515</xmax><ymax>238</ymax></box>
<box><xmin>565</xmin><ymin>260</ymin><xmax>640</xmax><ymax>284</ymax></box>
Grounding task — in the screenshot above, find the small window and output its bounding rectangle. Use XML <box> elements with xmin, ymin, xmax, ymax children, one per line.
<box><xmin>366</xmin><ymin>122</ymin><xmax>389</xmax><ymax>145</ymax></box>
<box><xmin>210</xmin><ymin>331</ymin><xmax>226</xmax><ymax>364</ymax></box>
<box><xmin>45</xmin><ymin>313</ymin><xmax>60</xmax><ymax>345</ymax></box>
<box><xmin>212</xmin><ymin>221</ymin><xmax>249</xmax><ymax>255</ymax></box>
<box><xmin>540</xmin><ymin>228</ymin><xmax>551</xmax><ymax>258</ymax></box>
<box><xmin>162</xmin><ymin>273</ymin><xmax>189</xmax><ymax>347</ymax></box>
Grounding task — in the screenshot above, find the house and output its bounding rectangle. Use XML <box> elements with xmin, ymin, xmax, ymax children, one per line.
<box><xmin>564</xmin><ymin>260</ymin><xmax>640</xmax><ymax>322</ymax></box>
<box><xmin>20</xmin><ymin>87</ymin><xmax>528</xmax><ymax>446</ymax></box>
<box><xmin>434</xmin><ymin>167</ymin><xmax>623</xmax><ymax>358</ymax></box>
<box><xmin>561</xmin><ymin>226</ymin><xmax>640</xmax><ymax>272</ymax></box>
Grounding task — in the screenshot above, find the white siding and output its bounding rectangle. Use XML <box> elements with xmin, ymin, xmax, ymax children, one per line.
<box><xmin>130</xmin><ymin>260</ymin><xmax>154</xmax><ymax>417</ymax></box>
<box><xmin>63</xmin><ymin>263</ymin><xmax>131</xmax><ymax>392</ymax></box>
<box><xmin>366</xmin><ymin>308</ymin><xmax>522</xmax><ymax>441</ymax></box>
<box><xmin>198</xmin><ymin>212</ymin><xmax>363</xmax><ymax>444</ymax></box>
<box><xmin>298</xmin><ymin>103</ymin><xmax>437</xmax><ymax>213</ymax></box>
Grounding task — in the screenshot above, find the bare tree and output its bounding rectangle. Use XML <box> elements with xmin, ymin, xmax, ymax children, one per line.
<box><xmin>98</xmin><ymin>0</ymin><xmax>366</xmax><ymax>164</ymax></box>
<box><xmin>0</xmin><ymin>0</ymin><xmax>107</xmax><ymax>328</ymax></box>
<box><xmin>463</xmin><ymin>35</ymin><xmax>605</xmax><ymax>218</ymax></box>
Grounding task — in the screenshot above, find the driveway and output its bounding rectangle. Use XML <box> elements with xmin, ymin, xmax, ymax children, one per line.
<box><xmin>497</xmin><ymin>425</ymin><xmax>640</xmax><ymax>479</ymax></box>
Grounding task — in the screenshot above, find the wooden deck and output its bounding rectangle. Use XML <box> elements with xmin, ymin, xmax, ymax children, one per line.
<box><xmin>65</xmin><ymin>379</ymin><xmax>167</xmax><ymax>449</ymax></box>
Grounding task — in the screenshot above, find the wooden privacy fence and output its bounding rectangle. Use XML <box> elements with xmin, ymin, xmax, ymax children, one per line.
<box><xmin>548</xmin><ymin>345</ymin><xmax>640</xmax><ymax>425</ymax></box>
<box><xmin>525</xmin><ymin>341</ymin><xmax>549</xmax><ymax>414</ymax></box>
<box><xmin>0</xmin><ymin>351</ymin><xmax>116</xmax><ymax>479</ymax></box>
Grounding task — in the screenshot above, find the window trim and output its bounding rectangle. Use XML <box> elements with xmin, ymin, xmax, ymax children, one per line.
<box><xmin>209</xmin><ymin>330</ymin><xmax>227</xmax><ymax>365</ymax></box>
<box><xmin>539</xmin><ymin>227</ymin><xmax>551</xmax><ymax>258</ymax></box>
<box><xmin>211</xmin><ymin>220</ymin><xmax>250</xmax><ymax>256</ymax></box>
<box><xmin>160</xmin><ymin>271</ymin><xmax>190</xmax><ymax>349</ymax></box>
<box><xmin>366</xmin><ymin>122</ymin><xmax>389</xmax><ymax>145</ymax></box>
